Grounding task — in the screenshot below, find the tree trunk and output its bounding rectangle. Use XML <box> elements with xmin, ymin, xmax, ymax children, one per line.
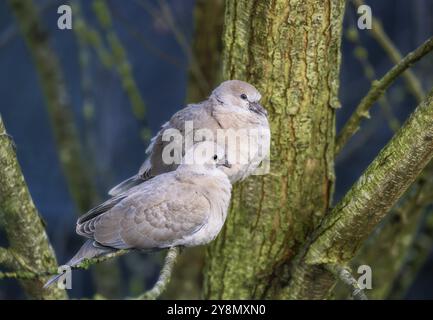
<box><xmin>205</xmin><ymin>0</ymin><xmax>345</xmax><ymax>299</ymax></box>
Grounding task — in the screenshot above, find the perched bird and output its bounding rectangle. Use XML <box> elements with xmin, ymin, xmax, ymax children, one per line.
<box><xmin>45</xmin><ymin>142</ymin><xmax>232</xmax><ymax>287</ymax></box>
<box><xmin>109</xmin><ymin>79</ymin><xmax>270</xmax><ymax>196</ymax></box>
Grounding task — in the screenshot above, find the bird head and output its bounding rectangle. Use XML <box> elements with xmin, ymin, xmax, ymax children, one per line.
<box><xmin>181</xmin><ymin>141</ymin><xmax>231</xmax><ymax>172</ymax></box>
<box><xmin>210</xmin><ymin>80</ymin><xmax>267</xmax><ymax>117</ymax></box>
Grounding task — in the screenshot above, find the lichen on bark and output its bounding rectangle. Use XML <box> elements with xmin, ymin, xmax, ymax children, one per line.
<box><xmin>288</xmin><ymin>88</ymin><xmax>433</xmax><ymax>299</ymax></box>
<box><xmin>0</xmin><ymin>117</ymin><xmax>67</xmax><ymax>299</ymax></box>
<box><xmin>306</xmin><ymin>89</ymin><xmax>433</xmax><ymax>266</ymax></box>
<box><xmin>204</xmin><ymin>0</ymin><xmax>345</xmax><ymax>299</ymax></box>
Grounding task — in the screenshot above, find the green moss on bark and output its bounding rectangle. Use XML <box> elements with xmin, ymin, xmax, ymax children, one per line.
<box><xmin>0</xmin><ymin>117</ymin><xmax>67</xmax><ymax>299</ymax></box>
<box><xmin>289</xmin><ymin>88</ymin><xmax>433</xmax><ymax>299</ymax></box>
<box><xmin>204</xmin><ymin>0</ymin><xmax>345</xmax><ymax>299</ymax></box>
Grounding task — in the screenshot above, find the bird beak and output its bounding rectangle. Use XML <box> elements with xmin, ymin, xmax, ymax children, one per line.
<box><xmin>249</xmin><ymin>102</ymin><xmax>268</xmax><ymax>116</ymax></box>
<box><xmin>223</xmin><ymin>159</ymin><xmax>232</xmax><ymax>168</ymax></box>
<box><xmin>217</xmin><ymin>159</ymin><xmax>232</xmax><ymax>168</ymax></box>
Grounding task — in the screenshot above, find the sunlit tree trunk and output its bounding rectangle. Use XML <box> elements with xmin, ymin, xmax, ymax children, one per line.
<box><xmin>205</xmin><ymin>0</ymin><xmax>345</xmax><ymax>299</ymax></box>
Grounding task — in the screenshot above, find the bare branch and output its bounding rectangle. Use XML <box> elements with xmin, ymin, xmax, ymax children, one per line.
<box><xmin>325</xmin><ymin>265</ymin><xmax>367</xmax><ymax>300</ymax></box>
<box><xmin>285</xmin><ymin>87</ymin><xmax>433</xmax><ymax>298</ymax></box>
<box><xmin>387</xmin><ymin>210</ymin><xmax>433</xmax><ymax>298</ymax></box>
<box><xmin>352</xmin><ymin>0</ymin><xmax>424</xmax><ymax>102</ymax></box>
<box><xmin>345</xmin><ymin>25</ymin><xmax>400</xmax><ymax>132</ymax></box>
<box><xmin>309</xmin><ymin>88</ymin><xmax>433</xmax><ymax>266</ymax></box>
<box><xmin>0</xmin><ymin>249</ymin><xmax>130</xmax><ymax>281</ymax></box>
<box><xmin>134</xmin><ymin>0</ymin><xmax>210</xmax><ymax>96</ymax></box>
<box><xmin>93</xmin><ymin>0</ymin><xmax>147</xmax><ymax>123</ymax></box>
<box><xmin>0</xmin><ymin>115</ymin><xmax>67</xmax><ymax>299</ymax></box>
<box><xmin>341</xmin><ymin>162</ymin><xmax>433</xmax><ymax>299</ymax></box>
<box><xmin>134</xmin><ymin>247</ymin><xmax>180</xmax><ymax>300</ymax></box>
<box><xmin>335</xmin><ymin>36</ymin><xmax>433</xmax><ymax>154</ymax></box>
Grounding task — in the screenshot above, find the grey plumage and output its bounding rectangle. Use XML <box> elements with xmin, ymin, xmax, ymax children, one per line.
<box><xmin>45</xmin><ymin>142</ymin><xmax>231</xmax><ymax>287</ymax></box>
<box><xmin>109</xmin><ymin>80</ymin><xmax>270</xmax><ymax>196</ymax></box>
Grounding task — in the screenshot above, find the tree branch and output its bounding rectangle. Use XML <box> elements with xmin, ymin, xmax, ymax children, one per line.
<box><xmin>0</xmin><ymin>249</ymin><xmax>130</xmax><ymax>281</ymax></box>
<box><xmin>387</xmin><ymin>209</ymin><xmax>433</xmax><ymax>298</ymax></box>
<box><xmin>0</xmin><ymin>116</ymin><xmax>67</xmax><ymax>299</ymax></box>
<box><xmin>335</xmin><ymin>36</ymin><xmax>433</xmax><ymax>154</ymax></box>
<box><xmin>284</xmin><ymin>87</ymin><xmax>433</xmax><ymax>299</ymax></box>
<box><xmin>0</xmin><ymin>247</ymin><xmax>16</xmax><ymax>269</ymax></box>
<box><xmin>93</xmin><ymin>0</ymin><xmax>147</xmax><ymax>124</ymax></box>
<box><xmin>325</xmin><ymin>265</ymin><xmax>367</xmax><ymax>300</ymax></box>
<box><xmin>345</xmin><ymin>24</ymin><xmax>400</xmax><ymax>132</ymax></box>
<box><xmin>134</xmin><ymin>247</ymin><xmax>180</xmax><ymax>300</ymax></box>
<box><xmin>339</xmin><ymin>162</ymin><xmax>433</xmax><ymax>299</ymax></box>
<box><xmin>352</xmin><ymin>0</ymin><xmax>424</xmax><ymax>102</ymax></box>
<box><xmin>309</xmin><ymin>88</ymin><xmax>433</xmax><ymax>265</ymax></box>
<box><xmin>133</xmin><ymin>0</ymin><xmax>210</xmax><ymax>97</ymax></box>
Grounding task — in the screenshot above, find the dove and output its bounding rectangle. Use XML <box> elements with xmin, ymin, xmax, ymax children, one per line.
<box><xmin>44</xmin><ymin>141</ymin><xmax>232</xmax><ymax>288</ymax></box>
<box><xmin>109</xmin><ymin>80</ymin><xmax>270</xmax><ymax>196</ymax></box>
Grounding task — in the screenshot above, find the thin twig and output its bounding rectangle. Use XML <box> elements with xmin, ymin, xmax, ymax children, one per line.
<box><xmin>336</xmin><ymin>36</ymin><xmax>433</xmax><ymax>154</ymax></box>
<box><xmin>345</xmin><ymin>22</ymin><xmax>400</xmax><ymax>132</ymax></box>
<box><xmin>109</xmin><ymin>1</ymin><xmax>184</xmax><ymax>68</ymax></box>
<box><xmin>134</xmin><ymin>0</ymin><xmax>210</xmax><ymax>95</ymax></box>
<box><xmin>308</xmin><ymin>88</ymin><xmax>433</xmax><ymax>266</ymax></box>
<box><xmin>352</xmin><ymin>0</ymin><xmax>424</xmax><ymax>102</ymax></box>
<box><xmin>93</xmin><ymin>0</ymin><xmax>147</xmax><ymax>121</ymax></box>
<box><xmin>133</xmin><ymin>247</ymin><xmax>180</xmax><ymax>300</ymax></box>
<box><xmin>326</xmin><ymin>265</ymin><xmax>368</xmax><ymax>300</ymax></box>
<box><xmin>286</xmin><ymin>88</ymin><xmax>433</xmax><ymax>298</ymax></box>
<box><xmin>0</xmin><ymin>249</ymin><xmax>130</xmax><ymax>280</ymax></box>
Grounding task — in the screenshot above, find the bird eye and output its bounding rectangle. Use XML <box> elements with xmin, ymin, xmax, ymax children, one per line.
<box><xmin>213</xmin><ymin>155</ymin><xmax>218</xmax><ymax>160</ymax></box>
<box><xmin>240</xmin><ymin>94</ymin><xmax>248</xmax><ymax>100</ymax></box>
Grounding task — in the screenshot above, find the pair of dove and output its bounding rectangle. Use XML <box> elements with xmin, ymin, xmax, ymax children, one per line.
<box><xmin>45</xmin><ymin>80</ymin><xmax>270</xmax><ymax>287</ymax></box>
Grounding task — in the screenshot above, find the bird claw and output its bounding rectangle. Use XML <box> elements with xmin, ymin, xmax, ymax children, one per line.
<box><xmin>1</xmin><ymin>133</ymin><xmax>17</xmax><ymax>152</ymax></box>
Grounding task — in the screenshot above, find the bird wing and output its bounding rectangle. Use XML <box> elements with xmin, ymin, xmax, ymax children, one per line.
<box><xmin>109</xmin><ymin>102</ymin><xmax>219</xmax><ymax>196</ymax></box>
<box><xmin>139</xmin><ymin>103</ymin><xmax>219</xmax><ymax>177</ymax></box>
<box><xmin>79</xmin><ymin>176</ymin><xmax>211</xmax><ymax>249</ymax></box>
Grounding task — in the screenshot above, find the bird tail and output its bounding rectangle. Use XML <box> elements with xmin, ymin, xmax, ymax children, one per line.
<box><xmin>108</xmin><ymin>175</ymin><xmax>143</xmax><ymax>196</ymax></box>
<box><xmin>43</xmin><ymin>240</ymin><xmax>114</xmax><ymax>288</ymax></box>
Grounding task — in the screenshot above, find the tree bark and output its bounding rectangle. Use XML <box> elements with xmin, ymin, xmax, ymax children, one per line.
<box><xmin>289</xmin><ymin>87</ymin><xmax>433</xmax><ymax>299</ymax></box>
<box><xmin>335</xmin><ymin>162</ymin><xmax>433</xmax><ymax>299</ymax></box>
<box><xmin>0</xmin><ymin>117</ymin><xmax>67</xmax><ymax>299</ymax></box>
<box><xmin>205</xmin><ymin>0</ymin><xmax>345</xmax><ymax>299</ymax></box>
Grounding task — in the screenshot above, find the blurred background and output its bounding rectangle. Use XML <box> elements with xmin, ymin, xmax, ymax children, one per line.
<box><xmin>1</xmin><ymin>0</ymin><xmax>433</xmax><ymax>299</ymax></box>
